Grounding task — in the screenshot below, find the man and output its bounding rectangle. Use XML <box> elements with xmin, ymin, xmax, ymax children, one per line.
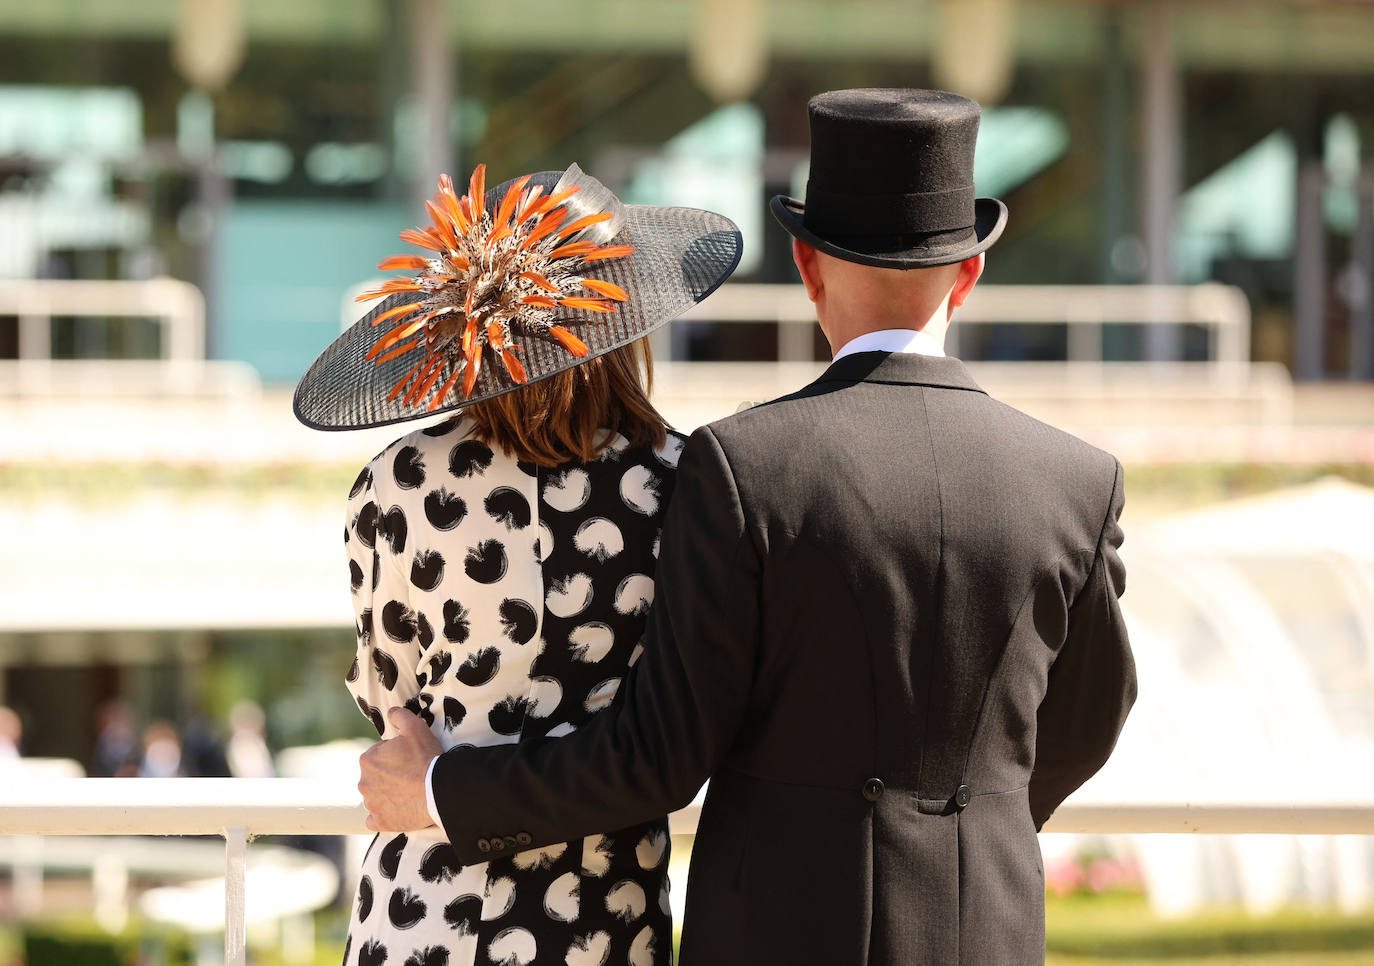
<box><xmin>361</xmin><ymin>88</ymin><xmax>1136</xmax><ymax>965</ymax></box>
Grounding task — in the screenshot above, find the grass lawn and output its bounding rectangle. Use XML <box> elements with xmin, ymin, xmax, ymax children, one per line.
<box><xmin>1046</xmin><ymin>894</ymin><xmax>1374</xmax><ymax>963</ymax></box>
<box><xmin>1048</xmin><ymin>955</ymin><xmax>1374</xmax><ymax>965</ymax></box>
<box><xmin>8</xmin><ymin>897</ymin><xmax>1374</xmax><ymax>966</ymax></box>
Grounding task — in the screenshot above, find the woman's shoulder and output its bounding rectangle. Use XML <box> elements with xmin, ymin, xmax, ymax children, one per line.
<box><xmin>657</xmin><ymin>428</ymin><xmax>688</xmax><ymax>470</ymax></box>
<box><xmin>348</xmin><ymin>415</ymin><xmax>519</xmax><ymax>504</ymax></box>
<box><xmin>591</xmin><ymin>427</ymin><xmax>686</xmax><ymax>475</ymax></box>
<box><xmin>350</xmin><ymin>420</ymin><xmax>685</xmax><ymax>506</ymax></box>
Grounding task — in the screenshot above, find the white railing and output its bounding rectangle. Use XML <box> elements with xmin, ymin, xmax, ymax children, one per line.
<box><xmin>341</xmin><ymin>281</ymin><xmax>1253</xmax><ymax>367</ymax></box>
<box><xmin>2</xmin><ymin>779</ymin><xmax>1372</xmax><ymax>965</ymax></box>
<box><xmin>0</xmin><ymin>277</ymin><xmax>207</xmax><ymax>362</ymax></box>
<box><xmin>674</xmin><ymin>282</ymin><xmax>1253</xmax><ymax>364</ymax></box>
<box><xmin>0</xmin><ymin>277</ymin><xmax>265</xmax><ymax>399</ymax></box>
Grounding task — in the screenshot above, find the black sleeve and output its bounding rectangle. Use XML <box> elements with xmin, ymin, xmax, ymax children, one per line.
<box><xmin>430</xmin><ymin>425</ymin><xmax>761</xmax><ymax>863</ymax></box>
<box><xmin>1029</xmin><ymin>459</ymin><xmax>1136</xmax><ymax>830</ymax></box>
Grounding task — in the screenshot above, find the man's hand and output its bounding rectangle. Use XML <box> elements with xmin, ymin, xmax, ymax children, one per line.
<box><xmin>358</xmin><ymin>707</ymin><xmax>443</xmax><ymax>832</ymax></box>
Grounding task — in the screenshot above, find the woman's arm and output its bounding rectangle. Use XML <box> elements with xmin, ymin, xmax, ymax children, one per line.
<box><xmin>344</xmin><ymin>462</ymin><xmax>422</xmax><ymax>739</ymax></box>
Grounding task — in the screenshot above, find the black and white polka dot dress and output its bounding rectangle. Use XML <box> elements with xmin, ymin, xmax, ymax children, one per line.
<box><xmin>341</xmin><ymin>415</ymin><xmax>681</xmax><ymax>966</ymax></box>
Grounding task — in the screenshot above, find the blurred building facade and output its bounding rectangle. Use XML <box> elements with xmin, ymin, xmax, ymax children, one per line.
<box><xmin>3</xmin><ymin>3</ymin><xmax>1374</xmax><ymax>913</ymax></box>
<box><xmin>0</xmin><ymin>0</ymin><xmax>1371</xmax><ymax>379</ymax></box>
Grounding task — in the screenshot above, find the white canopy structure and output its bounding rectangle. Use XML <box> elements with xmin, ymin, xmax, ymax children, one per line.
<box><xmin>1066</xmin><ymin>478</ymin><xmax>1374</xmax><ymax>916</ymax></box>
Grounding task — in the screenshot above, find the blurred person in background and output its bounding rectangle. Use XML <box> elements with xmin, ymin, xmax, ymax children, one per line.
<box><xmin>181</xmin><ymin>706</ymin><xmax>231</xmax><ymax>777</ymax></box>
<box><xmin>139</xmin><ymin>720</ymin><xmax>183</xmax><ymax>778</ymax></box>
<box><xmin>295</xmin><ymin>162</ymin><xmax>740</xmax><ymax>965</ymax></box>
<box><xmin>92</xmin><ymin>699</ymin><xmax>138</xmax><ymax>777</ymax></box>
<box><xmin>226</xmin><ymin>699</ymin><xmax>275</xmax><ymax>778</ymax></box>
<box><xmin>0</xmin><ymin>705</ymin><xmax>22</xmax><ymax>760</ymax></box>
<box><xmin>361</xmin><ymin>90</ymin><xmax>1136</xmax><ymax>966</ymax></box>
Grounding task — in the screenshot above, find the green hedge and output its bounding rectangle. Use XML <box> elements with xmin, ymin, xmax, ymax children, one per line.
<box><xmin>20</xmin><ymin>919</ymin><xmax>193</xmax><ymax>966</ymax></box>
<box><xmin>1047</xmin><ymin>895</ymin><xmax>1374</xmax><ymax>958</ymax></box>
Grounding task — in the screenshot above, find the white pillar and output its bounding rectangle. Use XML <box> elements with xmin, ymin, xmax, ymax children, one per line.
<box><xmin>1140</xmin><ymin>0</ymin><xmax>1183</xmax><ymax>362</ymax></box>
<box><xmin>409</xmin><ymin>0</ymin><xmax>454</xmax><ymax>209</ymax></box>
<box><xmin>224</xmin><ymin>827</ymin><xmax>248</xmax><ymax>966</ymax></box>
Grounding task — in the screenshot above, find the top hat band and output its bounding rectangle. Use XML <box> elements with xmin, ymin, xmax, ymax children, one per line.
<box><xmin>803</xmin><ymin>183</ymin><xmax>975</xmax><ymax>236</ymax></box>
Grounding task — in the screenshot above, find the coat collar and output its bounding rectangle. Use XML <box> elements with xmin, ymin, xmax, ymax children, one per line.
<box><xmin>814</xmin><ymin>350</ymin><xmax>986</xmax><ymax>394</ymax></box>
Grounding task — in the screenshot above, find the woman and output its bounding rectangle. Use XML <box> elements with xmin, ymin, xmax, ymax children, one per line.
<box><xmin>294</xmin><ymin>163</ymin><xmax>740</xmax><ymax>966</ymax></box>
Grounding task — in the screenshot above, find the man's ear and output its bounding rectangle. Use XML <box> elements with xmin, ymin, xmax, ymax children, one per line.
<box><xmin>948</xmin><ymin>253</ymin><xmax>984</xmax><ymax>312</ymax></box>
<box><xmin>792</xmin><ymin>238</ymin><xmax>822</xmax><ymax>302</ymax></box>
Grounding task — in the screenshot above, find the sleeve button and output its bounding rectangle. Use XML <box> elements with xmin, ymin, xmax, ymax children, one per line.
<box><xmin>476</xmin><ymin>838</ymin><xmax>491</xmax><ymax>853</ymax></box>
<box><xmin>490</xmin><ymin>837</ymin><xmax>505</xmax><ymax>851</ymax></box>
<box><xmin>515</xmin><ymin>831</ymin><xmax>533</xmax><ymax>846</ymax></box>
<box><xmin>503</xmin><ymin>835</ymin><xmax>519</xmax><ymax>850</ymax></box>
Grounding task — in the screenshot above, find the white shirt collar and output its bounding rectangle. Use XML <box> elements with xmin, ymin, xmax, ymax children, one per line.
<box><xmin>831</xmin><ymin>328</ymin><xmax>946</xmax><ymax>362</ymax></box>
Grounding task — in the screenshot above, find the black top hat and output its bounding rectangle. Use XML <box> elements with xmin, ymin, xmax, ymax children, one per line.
<box><xmin>770</xmin><ymin>88</ymin><xmax>1007</xmax><ymax>269</ymax></box>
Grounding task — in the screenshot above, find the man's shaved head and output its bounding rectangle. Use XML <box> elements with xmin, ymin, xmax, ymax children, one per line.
<box><xmin>791</xmin><ymin>239</ymin><xmax>983</xmax><ymax>356</ymax></box>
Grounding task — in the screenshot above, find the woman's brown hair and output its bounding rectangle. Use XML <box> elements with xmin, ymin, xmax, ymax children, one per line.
<box><xmin>463</xmin><ymin>337</ymin><xmax>667</xmax><ymax>467</ymax></box>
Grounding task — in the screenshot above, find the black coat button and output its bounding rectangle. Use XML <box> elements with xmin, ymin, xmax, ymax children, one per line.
<box><xmin>476</xmin><ymin>838</ymin><xmax>491</xmax><ymax>853</ymax></box>
<box><xmin>490</xmin><ymin>837</ymin><xmax>505</xmax><ymax>851</ymax></box>
<box><xmin>954</xmin><ymin>784</ymin><xmax>972</xmax><ymax>808</ymax></box>
<box><xmin>503</xmin><ymin>835</ymin><xmax>519</xmax><ymax>850</ymax></box>
<box><xmin>515</xmin><ymin>831</ymin><xmax>532</xmax><ymax>847</ymax></box>
<box><xmin>862</xmin><ymin>778</ymin><xmax>885</xmax><ymax>802</ymax></box>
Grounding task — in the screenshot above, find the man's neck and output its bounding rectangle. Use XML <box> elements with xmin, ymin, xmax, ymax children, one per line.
<box><xmin>823</xmin><ymin>302</ymin><xmax>951</xmax><ymax>358</ymax></box>
<box><xmin>832</xmin><ymin>328</ymin><xmax>946</xmax><ymax>361</ymax></box>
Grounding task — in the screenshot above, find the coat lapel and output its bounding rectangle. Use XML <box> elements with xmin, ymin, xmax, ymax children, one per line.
<box><xmin>813</xmin><ymin>350</ymin><xmax>988</xmax><ymax>394</ymax></box>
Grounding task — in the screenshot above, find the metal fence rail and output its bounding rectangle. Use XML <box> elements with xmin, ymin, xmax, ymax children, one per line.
<box><xmin>674</xmin><ymin>282</ymin><xmax>1253</xmax><ymax>364</ymax></box>
<box><xmin>0</xmin><ymin>277</ymin><xmax>207</xmax><ymax>362</ymax></box>
<box><xmin>2</xmin><ymin>779</ymin><xmax>1372</xmax><ymax>966</ymax></box>
<box><xmin>0</xmin><ymin>277</ymin><xmax>264</xmax><ymax>399</ymax></box>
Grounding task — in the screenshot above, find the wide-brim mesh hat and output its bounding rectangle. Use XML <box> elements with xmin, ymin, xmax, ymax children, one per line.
<box><xmin>294</xmin><ymin>163</ymin><xmax>742</xmax><ymax>431</ymax></box>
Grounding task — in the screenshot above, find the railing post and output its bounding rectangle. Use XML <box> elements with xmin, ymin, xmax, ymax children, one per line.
<box><xmin>777</xmin><ymin>312</ymin><xmax>813</xmax><ymax>363</ymax></box>
<box><xmin>1066</xmin><ymin>296</ymin><xmax>1104</xmax><ymax>363</ymax></box>
<box><xmin>18</xmin><ymin>313</ymin><xmax>49</xmax><ymax>361</ymax></box>
<box><xmin>92</xmin><ymin>852</ymin><xmax>130</xmax><ymax>934</ymax></box>
<box><xmin>224</xmin><ymin>826</ymin><xmax>248</xmax><ymax>966</ymax></box>
<box><xmin>14</xmin><ymin>834</ymin><xmax>44</xmax><ymax>917</ymax></box>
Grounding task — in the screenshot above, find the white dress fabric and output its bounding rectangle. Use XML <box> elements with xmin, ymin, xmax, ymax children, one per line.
<box><xmin>341</xmin><ymin>415</ymin><xmax>682</xmax><ymax>966</ymax></box>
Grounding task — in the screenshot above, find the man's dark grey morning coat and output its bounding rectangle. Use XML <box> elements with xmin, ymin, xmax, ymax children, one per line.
<box><xmin>432</xmin><ymin>351</ymin><xmax>1137</xmax><ymax>965</ymax></box>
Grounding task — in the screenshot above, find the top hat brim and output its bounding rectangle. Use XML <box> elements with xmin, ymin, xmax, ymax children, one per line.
<box><xmin>769</xmin><ymin>194</ymin><xmax>1007</xmax><ymax>270</ymax></box>
<box><xmin>293</xmin><ymin>170</ymin><xmax>743</xmax><ymax>432</ymax></box>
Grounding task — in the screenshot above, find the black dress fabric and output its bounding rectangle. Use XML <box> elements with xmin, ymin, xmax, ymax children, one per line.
<box><xmin>341</xmin><ymin>414</ymin><xmax>681</xmax><ymax>966</ymax></box>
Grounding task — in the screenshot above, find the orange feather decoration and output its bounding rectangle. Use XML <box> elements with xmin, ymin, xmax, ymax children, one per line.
<box><xmin>580</xmin><ymin>279</ymin><xmax>628</xmax><ymax>301</ymax></box>
<box><xmin>363</xmin><ymin>163</ymin><xmax>631</xmax><ymax>410</ymax></box>
<box><xmin>502</xmin><ymin>349</ymin><xmax>528</xmax><ymax>383</ymax></box>
<box><xmin>557</xmin><ymin>212</ymin><xmax>614</xmax><ymax>239</ymax></box>
<box><xmin>519</xmin><ymin>271</ymin><xmax>559</xmax><ymax>293</ymax></box>
<box><xmin>547</xmin><ymin>326</ymin><xmax>589</xmax><ymax>356</ymax></box>
<box><xmin>399</xmin><ymin>228</ymin><xmax>444</xmax><ymax>251</ymax></box>
<box><xmin>429</xmin><ymin>365</ymin><xmax>464</xmax><ymax>411</ymax></box>
<box><xmin>388</xmin><ymin>357</ymin><xmax>430</xmax><ymax>402</ymax></box>
<box><xmin>581</xmin><ymin>245</ymin><xmax>636</xmax><ymax>263</ymax></box>
<box><xmin>371</xmin><ymin>301</ymin><xmax>421</xmax><ymax>327</ymax></box>
<box><xmin>549</xmin><ymin>241</ymin><xmax>597</xmax><ymax>260</ymax></box>
<box><xmin>559</xmin><ymin>297</ymin><xmax>613</xmax><ymax>313</ymax></box>
<box><xmin>377</xmin><ymin>256</ymin><xmax>429</xmax><ymax>272</ymax></box>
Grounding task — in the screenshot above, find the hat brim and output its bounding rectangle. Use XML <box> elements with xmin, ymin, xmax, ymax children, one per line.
<box><xmin>769</xmin><ymin>194</ymin><xmax>1007</xmax><ymax>269</ymax></box>
<box><xmin>294</xmin><ymin>170</ymin><xmax>743</xmax><ymax>431</ymax></box>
